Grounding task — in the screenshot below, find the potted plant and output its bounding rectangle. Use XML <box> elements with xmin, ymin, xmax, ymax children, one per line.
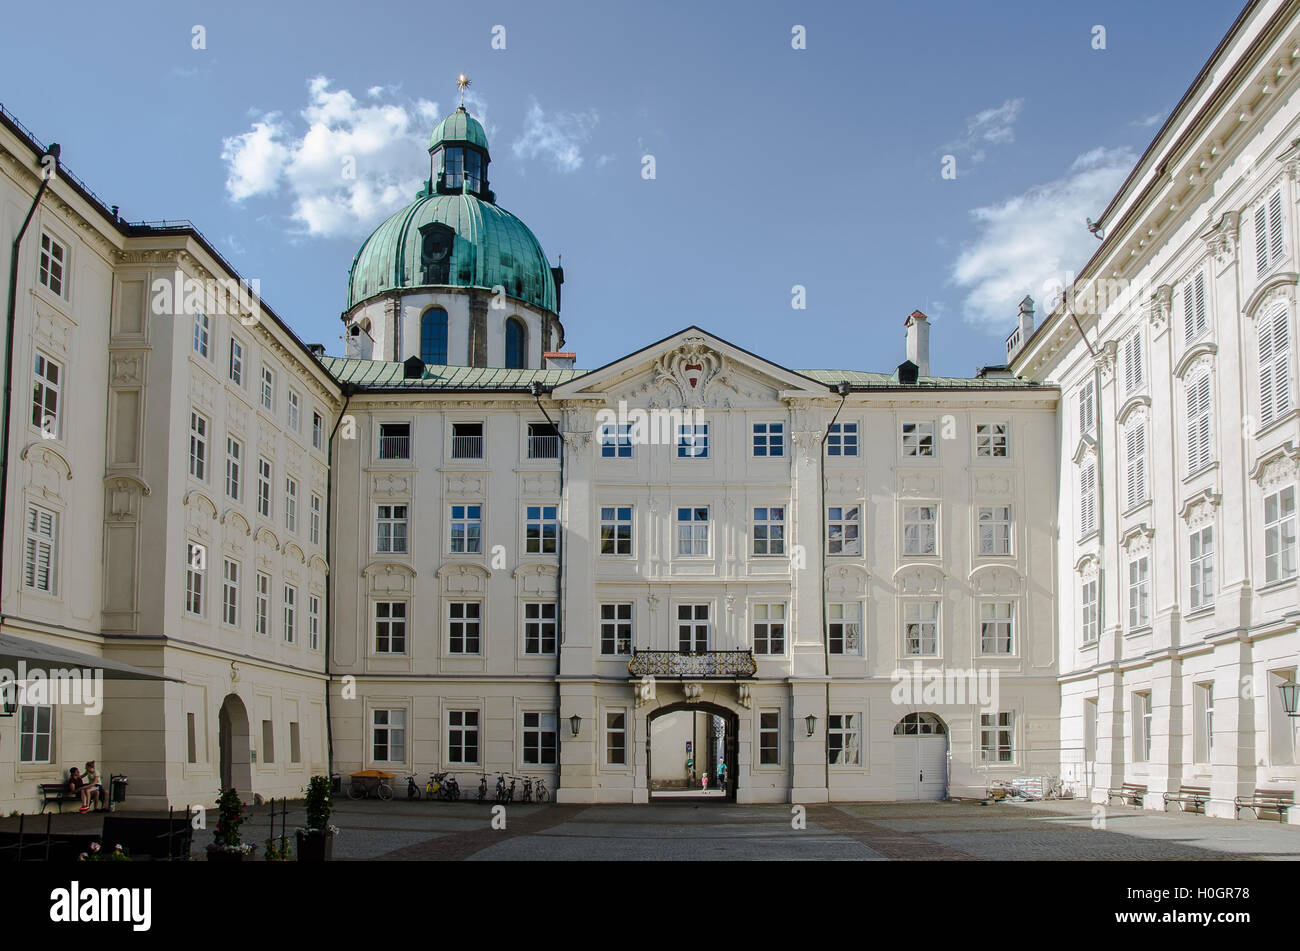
<box><xmin>206</xmin><ymin>787</ymin><xmax>256</xmax><ymax>862</ymax></box>
<box><xmin>264</xmin><ymin>834</ymin><xmax>291</xmax><ymax>861</ymax></box>
<box><xmin>78</xmin><ymin>841</ymin><xmax>131</xmax><ymax>861</ymax></box>
<box><xmin>295</xmin><ymin>775</ymin><xmax>337</xmax><ymax>861</ymax></box>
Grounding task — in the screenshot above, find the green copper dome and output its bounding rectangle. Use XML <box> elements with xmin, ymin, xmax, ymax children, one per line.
<box><xmin>430</xmin><ymin>106</ymin><xmax>489</xmax><ymax>153</ymax></box>
<box><xmin>346</xmin><ymin>192</ymin><xmax>558</xmax><ymax>312</ymax></box>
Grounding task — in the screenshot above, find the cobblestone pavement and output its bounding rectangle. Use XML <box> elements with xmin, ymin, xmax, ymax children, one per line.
<box><xmin>7</xmin><ymin>797</ymin><xmax>1298</xmax><ymax>860</ymax></box>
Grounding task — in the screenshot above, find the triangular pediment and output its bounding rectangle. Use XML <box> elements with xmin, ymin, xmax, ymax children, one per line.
<box><xmin>552</xmin><ymin>326</ymin><xmax>829</xmax><ymax>408</ymax></box>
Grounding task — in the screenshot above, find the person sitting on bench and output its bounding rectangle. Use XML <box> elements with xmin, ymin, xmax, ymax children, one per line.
<box><xmin>67</xmin><ymin>766</ymin><xmax>93</xmax><ymax>814</ymax></box>
<box><xmin>83</xmin><ymin>761</ymin><xmax>105</xmax><ymax>811</ymax></box>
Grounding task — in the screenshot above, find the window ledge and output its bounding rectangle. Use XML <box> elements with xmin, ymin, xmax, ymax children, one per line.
<box><xmin>1256</xmin><ymin>407</ymin><xmax>1300</xmax><ymax>440</ymax></box>
<box><xmin>1181</xmin><ymin>460</ymin><xmax>1220</xmax><ymax>485</ymax></box>
<box><xmin>1184</xmin><ymin>605</ymin><xmax>1215</xmax><ymax>620</ymax></box>
<box><xmin>1121</xmin><ymin>499</ymin><xmax>1153</xmax><ymax>519</ymax></box>
<box><xmin>1257</xmin><ymin>576</ymin><xmax>1298</xmax><ymax>594</ymax></box>
<box><xmin>1125</xmin><ymin>626</ymin><xmax>1153</xmax><ymax>638</ymax></box>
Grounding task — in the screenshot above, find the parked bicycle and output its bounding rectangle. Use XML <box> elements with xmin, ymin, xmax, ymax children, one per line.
<box><xmin>495</xmin><ymin>772</ymin><xmax>508</xmax><ymax>802</ymax></box>
<box><xmin>521</xmin><ymin>776</ymin><xmax>534</xmax><ymax>803</ymax></box>
<box><xmin>534</xmin><ymin>777</ymin><xmax>549</xmax><ymax>802</ymax></box>
<box><xmin>477</xmin><ymin>774</ymin><xmax>489</xmax><ymax>803</ymax></box>
<box><xmin>347</xmin><ymin>770</ymin><xmax>395</xmax><ymax>800</ymax></box>
<box><xmin>403</xmin><ymin>774</ymin><xmax>422</xmax><ymax>801</ymax></box>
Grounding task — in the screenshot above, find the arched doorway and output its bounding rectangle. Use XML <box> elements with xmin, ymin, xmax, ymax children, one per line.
<box><xmin>893</xmin><ymin>712</ymin><xmax>948</xmax><ymax>800</ymax></box>
<box><xmin>646</xmin><ymin>702</ymin><xmax>739</xmax><ymax>801</ymax></box>
<box><xmin>218</xmin><ymin>694</ymin><xmax>252</xmax><ymax>793</ymax></box>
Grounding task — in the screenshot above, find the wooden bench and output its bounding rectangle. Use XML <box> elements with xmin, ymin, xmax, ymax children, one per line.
<box><xmin>1106</xmin><ymin>782</ymin><xmax>1148</xmax><ymax>807</ymax></box>
<box><xmin>38</xmin><ymin>782</ymin><xmax>78</xmax><ymax>814</ymax></box>
<box><xmin>1163</xmin><ymin>785</ymin><xmax>1210</xmax><ymax>812</ymax></box>
<box><xmin>1234</xmin><ymin>788</ymin><xmax>1294</xmax><ymax>820</ymax></box>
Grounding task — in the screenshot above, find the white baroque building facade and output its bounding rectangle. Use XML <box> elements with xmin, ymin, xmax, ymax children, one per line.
<box><xmin>0</xmin><ymin>0</ymin><xmax>1295</xmax><ymax>819</ymax></box>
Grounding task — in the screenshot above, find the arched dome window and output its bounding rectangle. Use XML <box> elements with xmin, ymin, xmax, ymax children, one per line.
<box><xmin>505</xmin><ymin>317</ymin><xmax>528</xmax><ymax>369</ymax></box>
<box><xmin>421</xmin><ymin>308</ymin><xmax>448</xmax><ymax>365</ymax></box>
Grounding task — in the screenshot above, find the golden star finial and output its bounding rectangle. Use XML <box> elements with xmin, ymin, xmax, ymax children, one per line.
<box><xmin>457</xmin><ymin>74</ymin><xmax>471</xmax><ymax>107</ymax></box>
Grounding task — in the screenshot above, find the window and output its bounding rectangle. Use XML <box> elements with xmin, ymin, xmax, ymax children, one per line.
<box><xmin>980</xmin><ymin>602</ymin><xmax>1014</xmax><ymax>654</ymax></box>
<box><xmin>828</xmin><ymin>714</ymin><xmax>860</xmax><ymax>766</ymax></box>
<box><xmin>187</xmin><ymin>713</ymin><xmax>198</xmax><ymax>764</ymax></box>
<box><xmin>1183</xmin><ymin>271</ymin><xmax>1208</xmax><ymax>343</ymax></box>
<box><xmin>976</xmin><ymin>423</ymin><xmax>1008</xmax><ymax>457</ymax></box>
<box><xmin>1081</xmin><ymin>578</ymin><xmax>1099</xmax><ymax>644</ymax></box>
<box><xmin>23</xmin><ymin>504</ymin><xmax>56</xmax><ymax>592</ymax></box>
<box><xmin>752</xmin><ymin>507</ymin><xmax>785</xmax><ymax>556</ymax></box>
<box><xmin>980</xmin><ymin>712</ymin><xmax>1014</xmax><ymax>763</ymax></box>
<box><xmin>312</xmin><ymin>411</ymin><xmax>324</xmax><ymax>451</ymax></box>
<box><xmin>1133</xmin><ymin>692</ymin><xmax>1152</xmax><ymax>762</ymax></box>
<box><xmin>1084</xmin><ymin>698</ymin><xmax>1098</xmax><ymax>763</ymax></box>
<box><xmin>310</xmin><ymin>494</ymin><xmax>322</xmax><ymax>546</ymax></box>
<box><xmin>677</xmin><ymin>604</ymin><xmax>709</xmax><ymax>652</ymax></box>
<box><xmin>902</xmin><ymin>421</ymin><xmax>935</xmax><ymax>457</ymax></box>
<box><xmin>606</xmin><ymin>712</ymin><xmax>627</xmax><ymax>765</ymax></box>
<box><xmin>185</xmin><ymin>542</ymin><xmax>205</xmax><ymax>616</ymax></box>
<box><xmin>902</xmin><ymin>601</ymin><xmax>939</xmax><ymax>656</ymax></box>
<box><xmin>449</xmin><ymin>504</ymin><xmax>482</xmax><ymax>554</ymax></box>
<box><xmin>1123</xmin><ymin>328</ymin><xmax>1144</xmax><ymax>394</ymax></box>
<box><xmin>448</xmin><ymin>602</ymin><xmax>481</xmax><ymax>654</ymax></box>
<box><xmin>677</xmin><ymin>423</ymin><xmax>709</xmax><ymax>458</ymax></box>
<box><xmin>759</xmin><ymin>712</ymin><xmax>780</xmax><ymax>765</ymax></box>
<box><xmin>285</xmin><ymin>478</ymin><xmax>298</xmax><ymax>534</ymax></box>
<box><xmin>753</xmin><ymin>423</ymin><xmax>784</xmax><ymax>457</ymax></box>
<box><xmin>229</xmin><ymin>338</ymin><xmax>244</xmax><ymax>386</ymax></box>
<box><xmin>978</xmin><ymin>505</ymin><xmax>1012</xmax><ymax>556</ymax></box>
<box><xmin>447</xmin><ymin>711</ymin><xmax>478</xmax><ymax>764</ymax></box>
<box><xmin>19</xmin><ymin>705</ymin><xmax>53</xmax><ymax>763</ymax></box>
<box><xmin>1189</xmin><ymin>525</ymin><xmax>1215</xmax><ymax>610</ymax></box>
<box><xmin>31</xmin><ymin>353</ymin><xmax>60</xmax><ymax>438</ymax></box>
<box><xmin>522</xmin><ymin>713</ymin><xmax>557</xmax><ymax>765</ymax></box>
<box><xmin>287</xmin><ymin>389</ymin><xmax>301</xmax><ymax>432</ymax></box>
<box><xmin>1254</xmin><ymin>187</ymin><xmax>1286</xmax><ymax>276</ymax></box>
<box><xmin>1269</xmin><ymin>669</ymin><xmax>1299</xmax><ymax>765</ymax></box>
<box><xmin>1194</xmin><ymin>683</ymin><xmax>1214</xmax><ymax>765</ymax></box>
<box><xmin>257</xmin><ymin>458</ymin><xmax>272</xmax><ymax>519</ymax></box>
<box><xmin>523</xmin><ymin>602</ymin><xmax>557</xmax><ymax>655</ymax></box>
<box><xmin>1128</xmin><ymin>556</ymin><xmax>1150</xmax><ymax>630</ymax></box>
<box><xmin>379</xmin><ymin>422</ymin><xmax>411</xmax><ymax>460</ymax></box>
<box><xmin>451</xmin><ymin>422</ymin><xmax>483</xmax><ymax>459</ymax></box>
<box><xmin>827</xmin><ymin>422</ymin><xmax>858</xmax><ymax>456</ymax></box>
<box><xmin>600</xmin><ymin>506</ymin><xmax>633</xmax><ymax>555</ymax></box>
<box><xmin>38</xmin><ymin>232</ymin><xmax>66</xmax><ymax>296</ymax></box>
<box><xmin>527</xmin><ymin>422</ymin><xmax>560</xmax><ymax>459</ymax></box>
<box><xmin>222</xmin><ymin>559</ymin><xmax>240</xmax><ymax>627</ymax></box>
<box><xmin>374</xmin><ymin>602</ymin><xmax>407</xmax><ymax>653</ymax></box>
<box><xmin>676</xmin><ymin>506</ymin><xmax>710</xmax><ymax>556</ymax></box>
<box><xmin>1124</xmin><ymin>421</ymin><xmax>1147</xmax><ymax>509</ymax></box>
<box><xmin>1079</xmin><ymin>378</ymin><xmax>1096</xmax><ymax>435</ymax></box>
<box><xmin>1186</xmin><ymin>373</ymin><xmax>1213</xmax><ymax>474</ymax></box>
<box><xmin>599</xmin><ymin>424</ymin><xmax>633</xmax><ymax>458</ymax></box>
<box><xmin>505</xmin><ymin>317</ymin><xmax>528</xmax><ymax>369</ymax></box>
<box><xmin>1264</xmin><ymin>485</ymin><xmax>1297</xmax><ymax>583</ymax></box>
<box><xmin>1258</xmin><ymin>303</ymin><xmax>1292</xmax><ymax>426</ymax></box>
<box><xmin>376</xmin><ymin>504</ymin><xmax>409</xmax><ymax>554</ymax></box>
<box><xmin>260</xmin><ymin>366</ymin><xmax>274</xmax><ymax>411</ymax></box>
<box><xmin>421</xmin><ymin>308</ymin><xmax>448</xmax><ymax>364</ymax></box>
<box><xmin>903</xmin><ymin>504</ymin><xmax>937</xmax><ymax>556</ymax></box>
<box><xmin>283</xmin><ymin>584</ymin><xmax>297</xmax><ymax>643</ymax></box>
<box><xmin>600</xmin><ymin>603</ymin><xmax>633</xmax><ymax>655</ymax></box>
<box><xmin>827</xmin><ymin>603</ymin><xmax>861</xmax><ymax>655</ymax></box>
<box><xmin>225</xmin><ymin>437</ymin><xmax>242</xmax><ymax>500</ymax></box>
<box><xmin>194</xmin><ymin>313</ymin><xmax>210</xmax><ymax>358</ymax></box>
<box><xmin>753</xmin><ymin>603</ymin><xmax>786</xmax><ymax>655</ymax></box>
<box><xmin>1080</xmin><ymin>461</ymin><xmax>1097</xmax><ymax>537</ymax></box>
<box><xmin>525</xmin><ymin>504</ymin><xmax>559</xmax><ymax>555</ymax></box>
<box><xmin>189</xmin><ymin>411</ymin><xmax>208</xmax><ymax>481</ymax></box>
<box><xmin>255</xmin><ymin>572</ymin><xmax>270</xmax><ymax>636</ymax></box>
<box><xmin>372</xmin><ymin>709</ymin><xmax>406</xmax><ymax>763</ymax></box>
<box><xmin>827</xmin><ymin>505</ymin><xmax>861</xmax><ymax>556</ymax></box>
<box><xmin>308</xmin><ymin>595</ymin><xmax>321</xmax><ymax>650</ymax></box>
<box><xmin>290</xmin><ymin>721</ymin><xmax>301</xmax><ymax>764</ymax></box>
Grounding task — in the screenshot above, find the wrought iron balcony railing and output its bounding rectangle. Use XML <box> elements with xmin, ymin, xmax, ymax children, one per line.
<box><xmin>627</xmin><ymin>650</ymin><xmax>757</xmax><ymax>679</ymax></box>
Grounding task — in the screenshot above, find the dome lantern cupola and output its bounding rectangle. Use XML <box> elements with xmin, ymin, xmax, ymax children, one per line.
<box><xmin>429</xmin><ymin>76</ymin><xmax>493</xmax><ymax>201</ymax></box>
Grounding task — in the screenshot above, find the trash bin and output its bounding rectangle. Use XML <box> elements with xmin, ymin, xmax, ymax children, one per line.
<box><xmin>110</xmin><ymin>774</ymin><xmax>128</xmax><ymax>804</ymax></box>
<box><xmin>330</xmin><ymin>773</ymin><xmax>342</xmax><ymax>795</ymax></box>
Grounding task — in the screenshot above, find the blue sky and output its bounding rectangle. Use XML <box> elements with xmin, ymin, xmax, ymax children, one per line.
<box><xmin>1</xmin><ymin>0</ymin><xmax>1244</xmax><ymax>375</ymax></box>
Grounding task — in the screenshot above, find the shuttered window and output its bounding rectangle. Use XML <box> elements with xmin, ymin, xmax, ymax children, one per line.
<box><xmin>24</xmin><ymin>505</ymin><xmax>57</xmax><ymax>592</ymax></box>
<box><xmin>1255</xmin><ymin>188</ymin><xmax>1286</xmax><ymax>276</ymax></box>
<box><xmin>1186</xmin><ymin>373</ymin><xmax>1213</xmax><ymax>474</ymax></box>
<box><xmin>1258</xmin><ymin>303</ymin><xmax>1293</xmax><ymax>426</ymax></box>
<box><xmin>1183</xmin><ymin>271</ymin><xmax>1207</xmax><ymax>343</ymax></box>
<box><xmin>1123</xmin><ymin>330</ymin><xmax>1144</xmax><ymax>394</ymax></box>
<box><xmin>1080</xmin><ymin>462</ymin><xmax>1097</xmax><ymax>537</ymax></box>
<box><xmin>1125</xmin><ymin>422</ymin><xmax>1146</xmax><ymax>510</ymax></box>
<box><xmin>1078</xmin><ymin>379</ymin><xmax>1095</xmax><ymax>435</ymax></box>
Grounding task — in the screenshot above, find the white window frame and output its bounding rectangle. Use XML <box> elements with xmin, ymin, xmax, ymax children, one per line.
<box><xmin>222</xmin><ymin>559</ymin><xmax>240</xmax><ymax>627</ymax></box>
<box><xmin>373</xmin><ymin>601</ymin><xmax>407</xmax><ymax>654</ymax></box>
<box><xmin>23</xmin><ymin>504</ymin><xmax>57</xmax><ymax>593</ymax></box>
<box><xmin>903</xmin><ymin>504</ymin><xmax>938</xmax><ymax>556</ymax></box>
<box><xmin>1264</xmin><ymin>484</ymin><xmax>1297</xmax><ymax>584</ymax></box>
<box><xmin>376</xmin><ymin>504</ymin><xmax>409</xmax><ymax>554</ymax></box>
<box><xmin>1189</xmin><ymin>524</ymin><xmax>1215</xmax><ymax>611</ymax></box>
<box><xmin>194</xmin><ymin>312</ymin><xmax>210</xmax><ymax>359</ymax></box>
<box><xmin>446</xmin><ymin>710</ymin><xmax>478</xmax><ymax>765</ymax></box>
<box><xmin>826</xmin><ymin>421</ymin><xmax>858</xmax><ymax>457</ymax></box>
<box><xmin>285</xmin><ymin>477</ymin><xmax>298</xmax><ymax>534</ymax></box>
<box><xmin>185</xmin><ymin>541</ymin><xmax>206</xmax><ymax>616</ymax></box>
<box><xmin>979</xmin><ymin>601</ymin><xmax>1014</xmax><ymax>654</ymax></box>
<box><xmin>372</xmin><ymin>709</ymin><xmax>407</xmax><ymax>764</ymax></box>
<box><xmin>605</xmin><ymin>711</ymin><xmax>628</xmax><ymax>766</ymax></box>
<box><xmin>449</xmin><ymin>503</ymin><xmax>482</xmax><ymax>554</ymax></box>
<box><xmin>976</xmin><ymin>422</ymin><xmax>1009</xmax><ymax>457</ymax></box>
<box><xmin>1081</xmin><ymin>578</ymin><xmax>1099</xmax><ymax>644</ymax></box>
<box><xmin>902</xmin><ymin>600</ymin><xmax>939</xmax><ymax>657</ymax></box>
<box><xmin>752</xmin><ymin>603</ymin><xmax>786</xmax><ymax>655</ymax></box>
<box><xmin>189</xmin><ymin>410</ymin><xmax>209</xmax><ymax>481</ymax></box>
<box><xmin>255</xmin><ymin>571</ymin><xmax>271</xmax><ymax>636</ymax></box>
<box><xmin>901</xmin><ymin>420</ymin><xmax>935</xmax><ymax>457</ymax></box>
<box><xmin>599</xmin><ymin>602</ymin><xmax>633</xmax><ymax>656</ymax></box>
<box><xmin>758</xmin><ymin>710</ymin><xmax>781</xmax><ymax>766</ymax></box>
<box><xmin>260</xmin><ymin>366</ymin><xmax>275</xmax><ymax>412</ymax></box>
<box><xmin>676</xmin><ymin>423</ymin><xmax>709</xmax><ymax>459</ymax></box>
<box><xmin>980</xmin><ymin>712</ymin><xmax>1015</xmax><ymax>763</ymax></box>
<box><xmin>448</xmin><ymin>601</ymin><xmax>482</xmax><ymax>654</ymax></box>
<box><xmin>19</xmin><ymin>704</ymin><xmax>53</xmax><ymax>764</ymax></box>
<box><xmin>1128</xmin><ymin>555</ymin><xmax>1151</xmax><ymax>630</ymax></box>
<box><xmin>31</xmin><ymin>352</ymin><xmax>61</xmax><ymax>440</ymax></box>
<box><xmin>308</xmin><ymin>594</ymin><xmax>321</xmax><ymax>650</ymax></box>
<box><xmin>752</xmin><ymin>422</ymin><xmax>785</xmax><ymax>457</ymax></box>
<box><xmin>1133</xmin><ymin>691</ymin><xmax>1153</xmax><ymax>762</ymax></box>
<box><xmin>827</xmin><ymin>602</ymin><xmax>862</xmax><ymax>656</ymax></box>
<box><xmin>287</xmin><ymin>388</ymin><xmax>301</xmax><ymax>433</ymax></box>
<box><xmin>257</xmin><ymin>458</ymin><xmax>272</xmax><ymax>519</ymax></box>
<box><xmin>676</xmin><ymin>506</ymin><xmax>710</xmax><ymax>557</ymax></box>
<box><xmin>677</xmin><ymin>603</ymin><xmax>710</xmax><ymax>652</ymax></box>
<box><xmin>522</xmin><ymin>712</ymin><xmax>558</xmax><ymax>766</ymax></box>
<box><xmin>827</xmin><ymin>505</ymin><xmax>861</xmax><ymax>556</ymax></box>
<box><xmin>283</xmin><ymin>584</ymin><xmax>297</xmax><ymax>644</ymax></box>
<box><xmin>523</xmin><ymin>602</ymin><xmax>558</xmax><ymax>656</ymax></box>
<box><xmin>828</xmin><ymin>713</ymin><xmax>861</xmax><ymax>766</ymax></box>
<box><xmin>599</xmin><ymin>505</ymin><xmax>633</xmax><ymax>556</ymax></box>
<box><xmin>229</xmin><ymin>337</ymin><xmax>244</xmax><ymax>386</ymax></box>
<box><xmin>524</xmin><ymin>504</ymin><xmax>559</xmax><ymax>555</ymax></box>
<box><xmin>978</xmin><ymin>505</ymin><xmax>1012</xmax><ymax>556</ymax></box>
<box><xmin>310</xmin><ymin>493</ymin><xmax>322</xmax><ymax>546</ymax></box>
<box><xmin>752</xmin><ymin>506</ymin><xmax>786</xmax><ymax>556</ymax></box>
<box><xmin>225</xmin><ymin>436</ymin><xmax>242</xmax><ymax>500</ymax></box>
<box><xmin>38</xmin><ymin>231</ymin><xmax>67</xmax><ymax>298</ymax></box>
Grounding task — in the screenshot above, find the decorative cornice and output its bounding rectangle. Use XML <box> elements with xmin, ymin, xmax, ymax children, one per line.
<box><xmin>1242</xmin><ymin>270</ymin><xmax>1297</xmax><ymax>319</ymax></box>
<box><xmin>1174</xmin><ymin>341</ymin><xmax>1218</xmax><ymax>380</ymax></box>
<box><xmin>1200</xmin><ymin>210</ymin><xmax>1239</xmax><ymax>265</ymax></box>
<box><xmin>1145</xmin><ymin>284</ymin><xmax>1173</xmax><ymax>333</ymax></box>
<box><xmin>1249</xmin><ymin>440</ymin><xmax>1299</xmax><ymax>489</ymax></box>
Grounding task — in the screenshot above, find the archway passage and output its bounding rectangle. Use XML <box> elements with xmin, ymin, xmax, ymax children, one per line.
<box><xmin>647</xmin><ymin>702</ymin><xmax>739</xmax><ymax>802</ymax></box>
<box><xmin>218</xmin><ymin>693</ymin><xmax>252</xmax><ymax>794</ymax></box>
<box><xmin>893</xmin><ymin>712</ymin><xmax>948</xmax><ymax>800</ymax></box>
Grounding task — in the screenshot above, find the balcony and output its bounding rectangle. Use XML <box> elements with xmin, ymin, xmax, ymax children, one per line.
<box><xmin>378</xmin><ymin>433</ymin><xmax>410</xmax><ymax>460</ymax></box>
<box><xmin>627</xmin><ymin>650</ymin><xmax>757</xmax><ymax>679</ymax></box>
<box><xmin>527</xmin><ymin>434</ymin><xmax>560</xmax><ymax>459</ymax></box>
<box><xmin>451</xmin><ymin>434</ymin><xmax>483</xmax><ymax>459</ymax></box>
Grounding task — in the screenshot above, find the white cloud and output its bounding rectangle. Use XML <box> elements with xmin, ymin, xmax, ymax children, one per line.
<box><xmin>512</xmin><ymin>99</ymin><xmax>598</xmax><ymax>173</ymax></box>
<box><xmin>220</xmin><ymin>76</ymin><xmax>439</xmax><ymax>238</ymax></box>
<box><xmin>950</xmin><ymin>146</ymin><xmax>1138</xmax><ymax>332</ymax></box>
<box><xmin>944</xmin><ymin>98</ymin><xmax>1025</xmax><ymax>166</ymax></box>
<box><xmin>1130</xmin><ymin>112</ymin><xmax>1165</xmax><ymax>128</ymax></box>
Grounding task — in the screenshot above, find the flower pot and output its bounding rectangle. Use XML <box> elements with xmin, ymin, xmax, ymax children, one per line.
<box><xmin>296</xmin><ymin>829</ymin><xmax>334</xmax><ymax>862</ymax></box>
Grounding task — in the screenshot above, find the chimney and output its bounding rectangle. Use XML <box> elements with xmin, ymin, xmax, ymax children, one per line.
<box><xmin>544</xmin><ymin>351</ymin><xmax>576</xmax><ymax>369</ymax></box>
<box><xmin>307</xmin><ymin>343</ymin><xmax>326</xmax><ymax>358</ymax></box>
<box><xmin>1018</xmin><ymin>295</ymin><xmax>1035</xmax><ymax>340</ymax></box>
<box><xmin>904</xmin><ymin>310</ymin><xmax>930</xmax><ymax>378</ymax></box>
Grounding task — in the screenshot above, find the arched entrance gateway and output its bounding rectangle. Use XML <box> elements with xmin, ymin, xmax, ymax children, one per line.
<box><xmin>893</xmin><ymin>712</ymin><xmax>949</xmax><ymax>800</ymax></box>
<box><xmin>218</xmin><ymin>693</ymin><xmax>252</xmax><ymax>793</ymax></box>
<box><xmin>646</xmin><ymin>702</ymin><xmax>740</xmax><ymax>801</ymax></box>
